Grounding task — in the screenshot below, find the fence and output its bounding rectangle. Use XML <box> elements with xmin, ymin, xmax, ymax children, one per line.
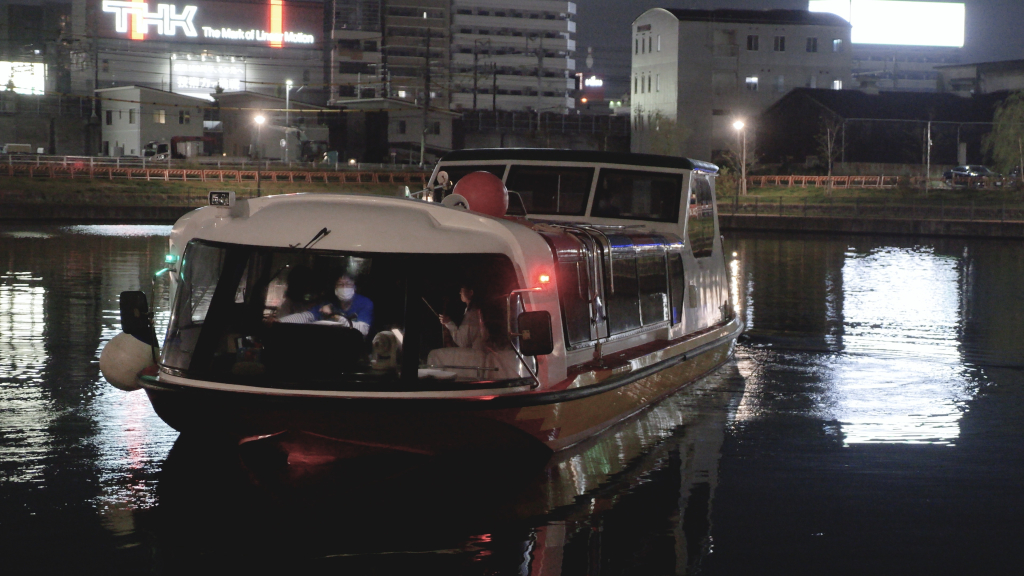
<box><xmin>722</xmin><ymin>195</ymin><xmax>1024</xmax><ymax>222</ymax></box>
<box><xmin>0</xmin><ymin>157</ymin><xmax>429</xmax><ymax>185</ymax></box>
<box><xmin>747</xmin><ymin>175</ymin><xmax>901</xmax><ymax>188</ymax></box>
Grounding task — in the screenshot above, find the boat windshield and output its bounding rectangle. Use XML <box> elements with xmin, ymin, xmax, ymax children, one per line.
<box><xmin>161</xmin><ymin>240</ymin><xmax>527</xmax><ymax>390</ymax></box>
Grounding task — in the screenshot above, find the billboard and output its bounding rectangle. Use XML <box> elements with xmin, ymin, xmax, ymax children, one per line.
<box><xmin>97</xmin><ymin>0</ymin><xmax>323</xmax><ymax>48</ymax></box>
<box><xmin>0</xmin><ymin>62</ymin><xmax>45</xmax><ymax>95</ymax></box>
<box><xmin>809</xmin><ymin>0</ymin><xmax>965</xmax><ymax>47</ymax></box>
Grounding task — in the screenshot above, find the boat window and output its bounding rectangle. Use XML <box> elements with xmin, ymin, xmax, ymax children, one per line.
<box><xmin>161</xmin><ymin>240</ymin><xmax>522</xmax><ymax>388</ymax></box>
<box><xmin>668</xmin><ymin>251</ymin><xmax>685</xmax><ymax>324</ymax></box>
<box><xmin>556</xmin><ymin>260</ymin><xmax>592</xmax><ymax>345</ymax></box>
<box><xmin>687</xmin><ymin>174</ymin><xmax>716</xmax><ymax>258</ymax></box>
<box><xmin>637</xmin><ymin>247</ymin><xmax>668</xmax><ymax>325</ymax></box>
<box><xmin>605</xmin><ymin>235</ymin><xmax>641</xmax><ymax>335</ymax></box>
<box><xmin>591</xmin><ymin>169</ymin><xmax>683</xmax><ymax>223</ymax></box>
<box><xmin>505</xmin><ymin>165</ymin><xmax>593</xmax><ymax>216</ymax></box>
<box><xmin>436</xmin><ymin>165</ymin><xmax>506</xmax><ymax>188</ymax></box>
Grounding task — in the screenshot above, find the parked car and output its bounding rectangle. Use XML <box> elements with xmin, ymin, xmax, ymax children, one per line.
<box><xmin>943</xmin><ymin>165</ymin><xmax>1002</xmax><ymax>188</ymax></box>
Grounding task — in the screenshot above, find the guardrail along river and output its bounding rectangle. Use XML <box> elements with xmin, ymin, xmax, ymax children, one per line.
<box><xmin>1</xmin><ymin>225</ymin><xmax>1022</xmax><ymax>574</ymax></box>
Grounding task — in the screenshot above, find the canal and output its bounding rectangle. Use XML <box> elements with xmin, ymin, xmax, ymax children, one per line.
<box><xmin>1</xmin><ymin>224</ymin><xmax>1021</xmax><ymax>574</ymax></box>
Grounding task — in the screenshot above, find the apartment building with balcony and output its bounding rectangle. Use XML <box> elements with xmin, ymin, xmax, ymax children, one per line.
<box><xmin>631</xmin><ymin>8</ymin><xmax>852</xmax><ymax>160</ymax></box>
<box><xmin>331</xmin><ymin>0</ymin><xmax>449</xmax><ymax>108</ymax></box>
<box><xmin>449</xmin><ymin>0</ymin><xmax>577</xmax><ymax>112</ymax></box>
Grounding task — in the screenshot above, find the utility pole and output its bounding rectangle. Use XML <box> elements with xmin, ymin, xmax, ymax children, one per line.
<box><xmin>473</xmin><ymin>42</ymin><xmax>479</xmax><ymax>111</ymax></box>
<box><xmin>419</xmin><ymin>30</ymin><xmax>431</xmax><ymax>167</ymax></box>
<box><xmin>492</xmin><ymin>62</ymin><xmax>498</xmax><ymax>111</ymax></box>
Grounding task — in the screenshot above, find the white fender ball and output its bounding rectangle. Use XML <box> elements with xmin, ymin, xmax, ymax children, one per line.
<box><xmin>100</xmin><ymin>332</ymin><xmax>156</xmax><ymax>392</ymax></box>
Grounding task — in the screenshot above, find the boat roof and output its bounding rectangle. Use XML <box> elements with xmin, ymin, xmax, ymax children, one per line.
<box><xmin>171</xmin><ymin>193</ymin><xmax>549</xmax><ymax>261</ymax></box>
<box><xmin>437</xmin><ymin>148</ymin><xmax>719</xmax><ymax>174</ymax></box>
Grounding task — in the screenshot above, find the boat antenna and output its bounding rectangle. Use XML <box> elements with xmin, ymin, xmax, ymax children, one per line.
<box><xmin>302</xmin><ymin>227</ymin><xmax>331</xmax><ymax>250</ymax></box>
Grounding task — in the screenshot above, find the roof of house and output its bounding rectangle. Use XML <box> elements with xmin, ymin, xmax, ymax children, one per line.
<box><xmin>93</xmin><ymin>85</ymin><xmax>209</xmax><ymax>104</ymax></box>
<box><xmin>662</xmin><ymin>9</ymin><xmax>850</xmax><ymax>28</ymax></box>
<box><xmin>764</xmin><ymin>88</ymin><xmax>1010</xmax><ymax>123</ymax></box>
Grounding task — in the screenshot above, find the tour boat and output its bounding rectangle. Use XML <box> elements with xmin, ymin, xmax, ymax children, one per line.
<box><xmin>100</xmin><ymin>148</ymin><xmax>743</xmax><ymax>456</ymax></box>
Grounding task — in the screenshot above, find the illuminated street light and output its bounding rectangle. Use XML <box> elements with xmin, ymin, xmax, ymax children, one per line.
<box><xmin>254</xmin><ymin>114</ymin><xmax>265</xmax><ymax>197</ymax></box>
<box><xmin>733</xmin><ymin>119</ymin><xmax>747</xmax><ymax>196</ymax></box>
<box><xmin>285</xmin><ymin>79</ymin><xmax>293</xmax><ymax>163</ymax></box>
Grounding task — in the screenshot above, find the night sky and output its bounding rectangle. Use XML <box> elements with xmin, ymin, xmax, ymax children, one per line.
<box><xmin>576</xmin><ymin>0</ymin><xmax>1024</xmax><ymax>97</ymax></box>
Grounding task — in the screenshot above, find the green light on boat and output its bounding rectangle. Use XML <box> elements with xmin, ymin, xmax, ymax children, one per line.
<box><xmin>165</xmin><ymin>254</ymin><xmax>178</xmax><ymax>263</ymax></box>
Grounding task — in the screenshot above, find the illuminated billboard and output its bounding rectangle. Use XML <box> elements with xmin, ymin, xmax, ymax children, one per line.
<box><xmin>171</xmin><ymin>53</ymin><xmax>245</xmax><ymax>99</ymax></box>
<box><xmin>96</xmin><ymin>0</ymin><xmax>322</xmax><ymax>48</ymax></box>
<box><xmin>0</xmin><ymin>62</ymin><xmax>45</xmax><ymax>95</ymax></box>
<box><xmin>809</xmin><ymin>0</ymin><xmax>965</xmax><ymax>47</ymax></box>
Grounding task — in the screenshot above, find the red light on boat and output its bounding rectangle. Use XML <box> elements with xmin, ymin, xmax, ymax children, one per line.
<box><xmin>539</xmin><ymin>274</ymin><xmax>551</xmax><ymax>285</ymax></box>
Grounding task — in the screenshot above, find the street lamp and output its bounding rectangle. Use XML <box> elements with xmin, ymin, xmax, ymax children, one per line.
<box><xmin>254</xmin><ymin>114</ymin><xmax>265</xmax><ymax>197</ymax></box>
<box><xmin>733</xmin><ymin>119</ymin><xmax>747</xmax><ymax>196</ymax></box>
<box><xmin>284</xmin><ymin>79</ymin><xmax>293</xmax><ymax>162</ymax></box>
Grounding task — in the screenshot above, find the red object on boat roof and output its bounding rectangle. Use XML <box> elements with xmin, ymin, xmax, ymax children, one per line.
<box><xmin>453</xmin><ymin>171</ymin><xmax>508</xmax><ymax>217</ymax></box>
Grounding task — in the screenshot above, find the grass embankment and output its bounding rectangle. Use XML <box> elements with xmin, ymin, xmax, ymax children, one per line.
<box><xmin>0</xmin><ymin>177</ymin><xmax>406</xmax><ymax>206</ymax></box>
<box><xmin>718</xmin><ymin>184</ymin><xmax>1024</xmax><ymax>221</ymax></box>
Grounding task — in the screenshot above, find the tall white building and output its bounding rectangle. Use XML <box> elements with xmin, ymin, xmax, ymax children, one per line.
<box><xmin>631</xmin><ymin>8</ymin><xmax>852</xmax><ymax>160</ymax></box>
<box><xmin>449</xmin><ymin>0</ymin><xmax>577</xmax><ymax>112</ymax></box>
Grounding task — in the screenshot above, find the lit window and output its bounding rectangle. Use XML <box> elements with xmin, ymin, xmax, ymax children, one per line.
<box><xmin>656</xmin><ymin>74</ymin><xmax>660</xmax><ymax>91</ymax></box>
<box><xmin>776</xmin><ymin>75</ymin><xmax>785</xmax><ymax>91</ymax></box>
<box><xmin>745</xmin><ymin>76</ymin><xmax>759</xmax><ymax>91</ymax></box>
<box><xmin>154</xmin><ymin>110</ymin><xmax>165</xmax><ymax>124</ymax></box>
<box><xmin>832</xmin><ymin>79</ymin><xmax>843</xmax><ymax>90</ymax></box>
<box><xmin>657</xmin><ymin>35</ymin><xmax>661</xmax><ymax>52</ymax></box>
<box><xmin>774</xmin><ymin>36</ymin><xmax>786</xmax><ymax>52</ymax></box>
<box><xmin>833</xmin><ymin>38</ymin><xmax>843</xmax><ymax>52</ymax></box>
<box><xmin>746</xmin><ymin>35</ymin><xmax>759</xmax><ymax>51</ymax></box>
<box><xmin>397</xmin><ymin>90</ymin><xmax>407</xmax><ymax>98</ymax></box>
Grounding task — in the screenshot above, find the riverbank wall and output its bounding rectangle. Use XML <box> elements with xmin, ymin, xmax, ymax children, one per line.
<box><xmin>720</xmin><ymin>214</ymin><xmax>1024</xmax><ymax>239</ymax></box>
<box><xmin>4</xmin><ymin>204</ymin><xmax>1024</xmax><ymax>239</ymax></box>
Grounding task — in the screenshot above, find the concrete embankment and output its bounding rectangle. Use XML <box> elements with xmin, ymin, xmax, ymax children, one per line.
<box><xmin>720</xmin><ymin>214</ymin><xmax>1024</xmax><ymax>240</ymax></box>
<box><xmin>0</xmin><ymin>204</ymin><xmax>193</xmax><ymax>223</ymax></box>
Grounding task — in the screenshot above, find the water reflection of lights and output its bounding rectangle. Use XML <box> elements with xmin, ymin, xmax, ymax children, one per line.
<box><xmin>836</xmin><ymin>247</ymin><xmax>969</xmax><ymax>445</ymax></box>
<box><xmin>62</xmin><ymin>225</ymin><xmax>172</xmax><ymax>237</ymax></box>
<box><xmin>0</xmin><ymin>272</ymin><xmax>51</xmax><ymax>483</ymax></box>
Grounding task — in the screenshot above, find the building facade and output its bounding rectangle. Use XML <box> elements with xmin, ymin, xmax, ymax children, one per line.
<box><xmin>69</xmin><ymin>0</ymin><xmax>330</xmax><ymax>103</ymax></box>
<box><xmin>448</xmin><ymin>0</ymin><xmax>576</xmax><ymax>112</ymax></box>
<box><xmin>96</xmin><ymin>85</ymin><xmax>205</xmax><ymax>156</ymax></box>
<box><xmin>630</xmin><ymin>8</ymin><xmax>852</xmax><ymax>160</ymax></box>
<box><xmin>938</xmin><ymin>59</ymin><xmax>1024</xmax><ymax>97</ymax></box>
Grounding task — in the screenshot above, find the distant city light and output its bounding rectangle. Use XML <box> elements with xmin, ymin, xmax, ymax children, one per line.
<box><xmin>809</xmin><ymin>0</ymin><xmax>965</xmax><ymax>47</ymax></box>
<box><xmin>583</xmin><ymin>75</ymin><xmax>603</xmax><ymax>88</ymax></box>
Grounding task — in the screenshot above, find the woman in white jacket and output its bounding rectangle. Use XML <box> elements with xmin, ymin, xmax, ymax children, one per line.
<box><xmin>438</xmin><ymin>283</ymin><xmax>486</xmax><ymax>350</ymax></box>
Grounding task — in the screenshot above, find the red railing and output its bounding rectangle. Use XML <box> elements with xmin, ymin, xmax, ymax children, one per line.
<box><xmin>0</xmin><ymin>162</ymin><xmax>430</xmax><ymax>186</ymax></box>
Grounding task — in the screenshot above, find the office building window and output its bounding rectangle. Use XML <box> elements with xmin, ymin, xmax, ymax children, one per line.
<box><xmin>154</xmin><ymin>110</ymin><xmax>165</xmax><ymax>124</ymax></box>
<box><xmin>105</xmin><ymin>110</ymin><xmax>112</xmax><ymax>125</ymax></box>
<box><xmin>833</xmin><ymin>38</ymin><xmax>843</xmax><ymax>52</ymax></box>
<box><xmin>746</xmin><ymin>76</ymin><xmax>759</xmax><ymax>91</ymax></box>
<box><xmin>129</xmin><ymin>109</ymin><xmax>135</xmax><ymax>124</ymax></box>
<box><xmin>648</xmin><ymin>36</ymin><xmax>652</xmax><ymax>52</ymax></box>
<box><xmin>775</xmin><ymin>75</ymin><xmax>785</xmax><ymax>92</ymax></box>
<box><xmin>832</xmin><ymin>79</ymin><xmax>843</xmax><ymax>90</ymax></box>
<box><xmin>657</xmin><ymin>35</ymin><xmax>661</xmax><ymax>51</ymax></box>
<box><xmin>656</xmin><ymin>74</ymin><xmax>660</xmax><ymax>91</ymax></box>
<box><xmin>634</xmin><ymin>76</ymin><xmax>638</xmax><ymax>94</ymax></box>
<box><xmin>774</xmin><ymin>36</ymin><xmax>786</xmax><ymax>51</ymax></box>
<box><xmin>398</xmin><ymin>120</ymin><xmax>406</xmax><ymax>134</ymax></box>
<box><xmin>746</xmin><ymin>35</ymin><xmax>759</xmax><ymax>51</ymax></box>
<box><xmin>179</xmin><ymin>110</ymin><xmax>190</xmax><ymax>124</ymax></box>
<box><xmin>635</xmin><ymin>39</ymin><xmax>639</xmax><ymax>54</ymax></box>
<box><xmin>647</xmin><ymin>75</ymin><xmax>651</xmax><ymax>92</ymax></box>
<box><xmin>808</xmin><ymin>76</ymin><xmax>817</xmax><ymax>88</ymax></box>
<box><xmin>807</xmin><ymin>37</ymin><xmax>818</xmax><ymax>52</ymax></box>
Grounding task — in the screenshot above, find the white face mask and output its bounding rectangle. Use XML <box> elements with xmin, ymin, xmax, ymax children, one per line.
<box><xmin>336</xmin><ymin>287</ymin><xmax>355</xmax><ymax>301</ymax></box>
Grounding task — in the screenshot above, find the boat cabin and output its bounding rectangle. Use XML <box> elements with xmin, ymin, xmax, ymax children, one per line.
<box><xmin>152</xmin><ymin>150</ymin><xmax>730</xmax><ymax>395</ymax></box>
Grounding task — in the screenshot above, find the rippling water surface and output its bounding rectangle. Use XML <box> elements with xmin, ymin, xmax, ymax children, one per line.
<box><xmin>1</xmin><ymin>226</ymin><xmax>1022</xmax><ymax>574</ymax></box>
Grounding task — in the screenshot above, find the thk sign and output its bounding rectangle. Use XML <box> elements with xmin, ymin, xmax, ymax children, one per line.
<box><xmin>99</xmin><ymin>0</ymin><xmax>319</xmax><ymax>47</ymax></box>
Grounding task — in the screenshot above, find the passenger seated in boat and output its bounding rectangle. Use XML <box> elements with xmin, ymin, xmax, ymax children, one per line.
<box><xmin>319</xmin><ymin>274</ymin><xmax>373</xmax><ymax>336</ymax></box>
<box><xmin>438</xmin><ymin>282</ymin><xmax>486</xmax><ymax>350</ymax></box>
<box><xmin>274</xmin><ymin>266</ymin><xmax>320</xmax><ymax>322</ymax></box>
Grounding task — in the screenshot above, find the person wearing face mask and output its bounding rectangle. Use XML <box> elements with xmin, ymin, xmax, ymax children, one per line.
<box><xmin>321</xmin><ymin>274</ymin><xmax>373</xmax><ymax>336</ymax></box>
<box><xmin>438</xmin><ymin>282</ymin><xmax>486</xmax><ymax>350</ymax></box>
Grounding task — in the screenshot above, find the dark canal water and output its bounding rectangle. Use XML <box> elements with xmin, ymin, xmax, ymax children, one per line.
<box><xmin>1</xmin><ymin>224</ymin><xmax>1022</xmax><ymax>575</ymax></box>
